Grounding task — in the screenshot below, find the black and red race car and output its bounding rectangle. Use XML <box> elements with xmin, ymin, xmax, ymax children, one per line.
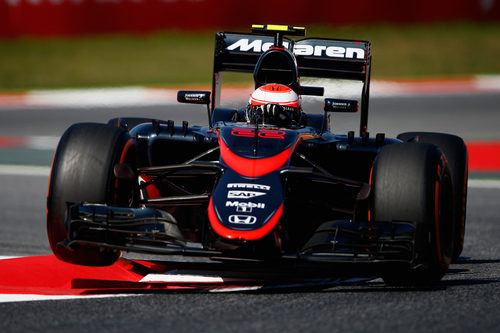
<box><xmin>46</xmin><ymin>25</ymin><xmax>468</xmax><ymax>286</ymax></box>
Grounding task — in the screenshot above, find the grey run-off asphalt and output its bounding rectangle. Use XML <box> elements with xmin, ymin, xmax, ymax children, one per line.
<box><xmin>0</xmin><ymin>92</ymin><xmax>498</xmax><ymax>332</ymax></box>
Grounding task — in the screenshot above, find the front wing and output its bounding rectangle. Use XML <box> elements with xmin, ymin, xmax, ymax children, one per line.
<box><xmin>63</xmin><ymin>203</ymin><xmax>416</xmax><ymax>269</ymax></box>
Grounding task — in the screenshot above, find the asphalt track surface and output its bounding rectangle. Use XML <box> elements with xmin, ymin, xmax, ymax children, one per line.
<box><xmin>0</xmin><ymin>93</ymin><xmax>499</xmax><ymax>332</ymax></box>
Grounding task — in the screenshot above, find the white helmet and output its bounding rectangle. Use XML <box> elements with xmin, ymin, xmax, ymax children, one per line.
<box><xmin>247</xmin><ymin>84</ymin><xmax>300</xmax><ymax>125</ymax></box>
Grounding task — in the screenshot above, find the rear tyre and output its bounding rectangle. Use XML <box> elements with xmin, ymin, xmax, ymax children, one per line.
<box><xmin>398</xmin><ymin>132</ymin><xmax>468</xmax><ymax>262</ymax></box>
<box><xmin>372</xmin><ymin>143</ymin><xmax>454</xmax><ymax>285</ymax></box>
<box><xmin>47</xmin><ymin>123</ymin><xmax>136</xmax><ymax>266</ymax></box>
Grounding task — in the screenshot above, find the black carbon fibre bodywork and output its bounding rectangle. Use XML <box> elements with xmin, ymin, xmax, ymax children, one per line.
<box><xmin>66</xmin><ymin>115</ymin><xmax>404</xmax><ymax>264</ymax></box>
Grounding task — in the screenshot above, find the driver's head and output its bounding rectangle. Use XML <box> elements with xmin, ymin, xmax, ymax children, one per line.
<box><xmin>246</xmin><ymin>84</ymin><xmax>300</xmax><ymax>125</ymax></box>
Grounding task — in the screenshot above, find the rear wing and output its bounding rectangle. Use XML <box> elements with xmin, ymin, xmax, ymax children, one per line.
<box><xmin>212</xmin><ymin>32</ymin><xmax>372</xmax><ymax>133</ymax></box>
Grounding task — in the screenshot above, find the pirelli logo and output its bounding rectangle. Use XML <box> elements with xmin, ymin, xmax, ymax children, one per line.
<box><xmin>226</xmin><ymin>38</ymin><xmax>365</xmax><ymax>59</ymax></box>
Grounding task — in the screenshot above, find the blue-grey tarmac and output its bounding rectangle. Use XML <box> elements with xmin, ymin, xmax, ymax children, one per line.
<box><xmin>0</xmin><ymin>93</ymin><xmax>499</xmax><ymax>332</ymax></box>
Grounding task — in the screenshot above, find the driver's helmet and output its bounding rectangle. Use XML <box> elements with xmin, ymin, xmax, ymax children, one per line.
<box><xmin>246</xmin><ymin>84</ymin><xmax>300</xmax><ymax>125</ymax></box>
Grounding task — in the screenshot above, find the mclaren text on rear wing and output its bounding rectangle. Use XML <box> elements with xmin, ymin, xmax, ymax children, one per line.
<box><xmin>214</xmin><ymin>33</ymin><xmax>371</xmax><ymax>81</ymax></box>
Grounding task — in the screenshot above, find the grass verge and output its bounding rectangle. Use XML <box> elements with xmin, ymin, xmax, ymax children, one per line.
<box><xmin>1</xmin><ymin>22</ymin><xmax>499</xmax><ymax>91</ymax></box>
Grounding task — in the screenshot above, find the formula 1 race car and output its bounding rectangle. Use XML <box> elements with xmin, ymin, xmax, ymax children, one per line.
<box><xmin>47</xmin><ymin>25</ymin><xmax>468</xmax><ymax>286</ymax></box>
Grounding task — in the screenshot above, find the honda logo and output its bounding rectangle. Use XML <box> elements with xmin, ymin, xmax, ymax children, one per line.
<box><xmin>228</xmin><ymin>215</ymin><xmax>257</xmax><ymax>225</ymax></box>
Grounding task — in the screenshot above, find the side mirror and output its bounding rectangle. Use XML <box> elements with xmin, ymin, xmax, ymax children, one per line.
<box><xmin>177</xmin><ymin>91</ymin><xmax>211</xmax><ymax>105</ymax></box>
<box><xmin>324</xmin><ymin>98</ymin><xmax>358</xmax><ymax>113</ymax></box>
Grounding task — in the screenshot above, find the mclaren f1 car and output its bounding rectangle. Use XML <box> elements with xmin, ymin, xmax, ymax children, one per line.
<box><xmin>46</xmin><ymin>24</ymin><xmax>468</xmax><ymax>286</ymax></box>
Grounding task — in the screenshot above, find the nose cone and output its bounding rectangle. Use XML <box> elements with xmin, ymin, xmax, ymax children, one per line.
<box><xmin>208</xmin><ymin>169</ymin><xmax>284</xmax><ymax>241</ymax></box>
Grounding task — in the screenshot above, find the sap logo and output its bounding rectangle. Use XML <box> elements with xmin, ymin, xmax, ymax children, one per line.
<box><xmin>229</xmin><ymin>215</ymin><xmax>257</xmax><ymax>225</ymax></box>
<box><xmin>227</xmin><ymin>191</ymin><xmax>266</xmax><ymax>199</ymax></box>
<box><xmin>226</xmin><ymin>39</ymin><xmax>365</xmax><ymax>60</ymax></box>
<box><xmin>227</xmin><ymin>39</ymin><xmax>290</xmax><ymax>53</ymax></box>
<box><xmin>227</xmin><ymin>183</ymin><xmax>271</xmax><ymax>191</ymax></box>
<box><xmin>226</xmin><ymin>201</ymin><xmax>265</xmax><ymax>212</ymax></box>
<box><xmin>293</xmin><ymin>44</ymin><xmax>365</xmax><ymax>59</ymax></box>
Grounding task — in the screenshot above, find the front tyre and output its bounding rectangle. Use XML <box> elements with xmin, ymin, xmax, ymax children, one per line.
<box><xmin>372</xmin><ymin>143</ymin><xmax>454</xmax><ymax>285</ymax></box>
<box><xmin>397</xmin><ymin>132</ymin><xmax>468</xmax><ymax>262</ymax></box>
<box><xmin>47</xmin><ymin>123</ymin><xmax>136</xmax><ymax>266</ymax></box>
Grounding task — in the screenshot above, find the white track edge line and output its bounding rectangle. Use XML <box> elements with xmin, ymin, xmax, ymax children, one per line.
<box><xmin>0</xmin><ymin>165</ymin><xmax>51</xmax><ymax>176</ymax></box>
<box><xmin>0</xmin><ymin>294</ymin><xmax>138</xmax><ymax>304</ymax></box>
<box><xmin>467</xmin><ymin>179</ymin><xmax>500</xmax><ymax>188</ymax></box>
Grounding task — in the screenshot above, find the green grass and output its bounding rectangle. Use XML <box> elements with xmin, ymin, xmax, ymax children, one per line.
<box><xmin>0</xmin><ymin>31</ymin><xmax>215</xmax><ymax>91</ymax></box>
<box><xmin>0</xmin><ymin>22</ymin><xmax>499</xmax><ymax>91</ymax></box>
<box><xmin>308</xmin><ymin>23</ymin><xmax>500</xmax><ymax>79</ymax></box>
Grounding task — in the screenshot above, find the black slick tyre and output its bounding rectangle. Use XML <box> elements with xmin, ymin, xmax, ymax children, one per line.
<box><xmin>47</xmin><ymin>123</ymin><xmax>136</xmax><ymax>266</ymax></box>
<box><xmin>372</xmin><ymin>142</ymin><xmax>454</xmax><ymax>285</ymax></box>
<box><xmin>398</xmin><ymin>132</ymin><xmax>468</xmax><ymax>262</ymax></box>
